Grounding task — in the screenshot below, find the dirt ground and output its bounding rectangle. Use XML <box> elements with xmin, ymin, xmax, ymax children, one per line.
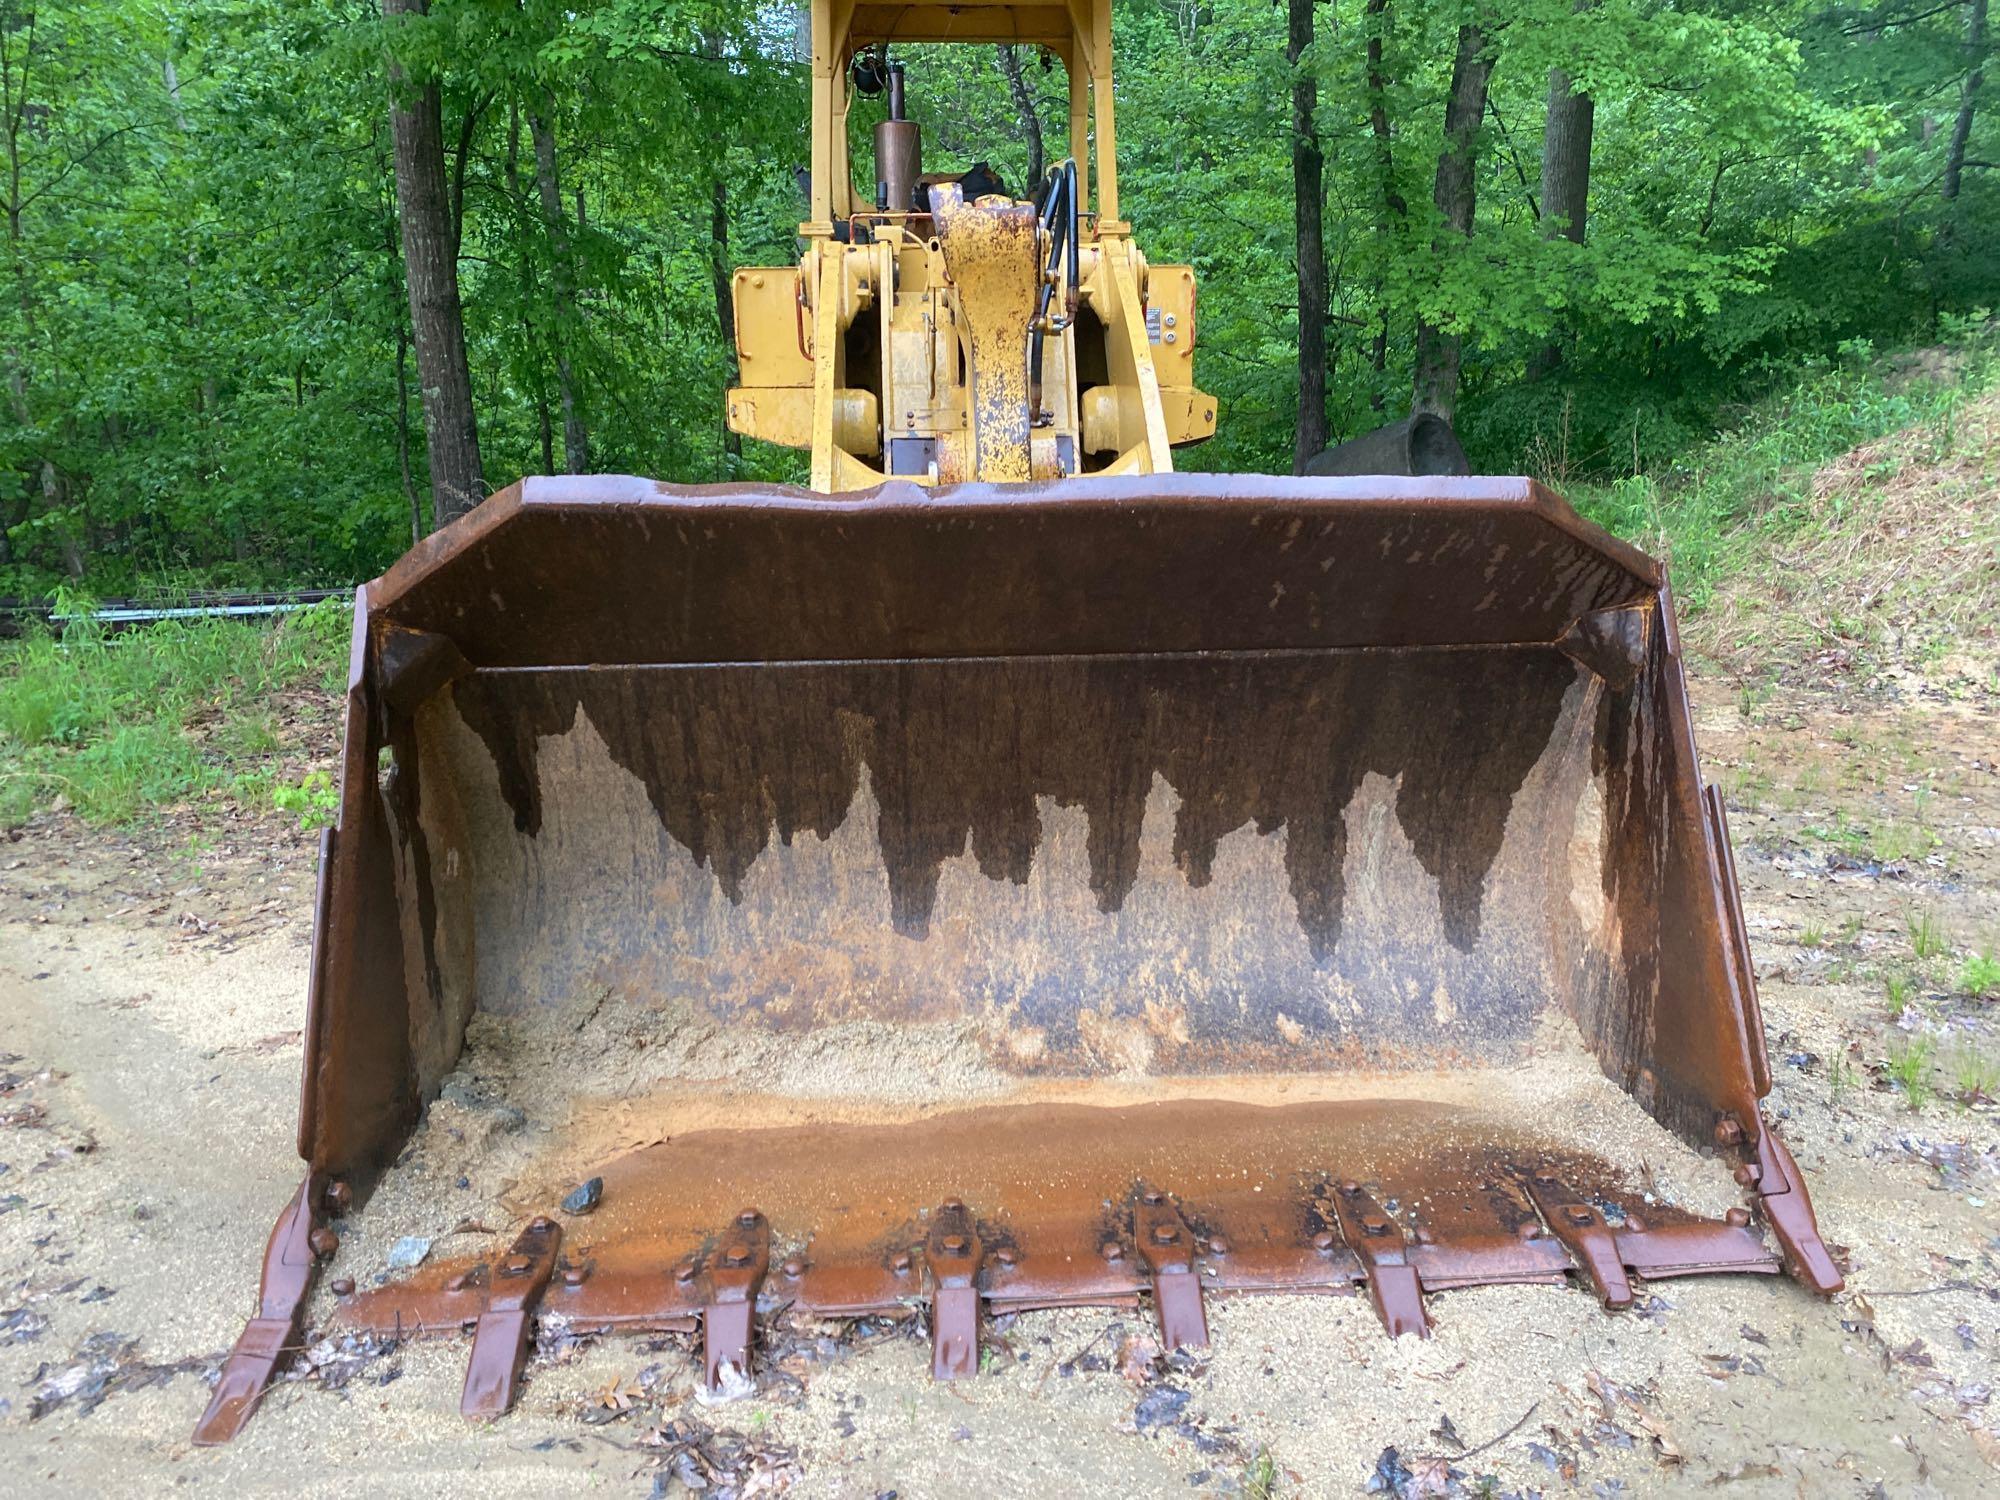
<box><xmin>3</xmin><ymin>572</ymin><xmax>1998</xmax><ymax>1492</ymax></box>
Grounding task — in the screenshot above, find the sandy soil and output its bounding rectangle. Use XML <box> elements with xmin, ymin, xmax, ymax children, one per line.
<box><xmin>2</xmin><ymin>652</ymin><xmax>1997</xmax><ymax>1495</ymax></box>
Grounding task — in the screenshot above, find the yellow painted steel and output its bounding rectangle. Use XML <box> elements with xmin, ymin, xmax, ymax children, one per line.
<box><xmin>728</xmin><ymin>0</ymin><xmax>1212</xmax><ymax>491</ymax></box>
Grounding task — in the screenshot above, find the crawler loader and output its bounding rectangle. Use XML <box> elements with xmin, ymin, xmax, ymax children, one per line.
<box><xmin>196</xmin><ymin>0</ymin><xmax>1838</xmax><ymax>1445</ymax></box>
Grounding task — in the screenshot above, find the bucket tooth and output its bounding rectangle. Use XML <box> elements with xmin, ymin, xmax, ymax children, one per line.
<box><xmin>460</xmin><ymin>1216</ymin><xmax>562</xmax><ymax>1420</ymax></box>
<box><xmin>192</xmin><ymin>1173</ymin><xmax>326</xmax><ymax>1445</ymax></box>
<box><xmin>1519</xmin><ymin>1169</ymin><xmax>1634</xmax><ymax>1309</ymax></box>
<box><xmin>1133</xmin><ymin>1186</ymin><xmax>1209</xmax><ymax>1351</ymax></box>
<box><xmin>1326</xmin><ymin>1181</ymin><xmax>1429</xmax><ymax>1339</ymax></box>
<box><xmin>1749</xmin><ymin>1126</ymin><xmax>1844</xmax><ymax>1294</ymax></box>
<box><xmin>923</xmin><ymin>1198</ymin><xmax>984</xmax><ymax>1379</ymax></box>
<box><xmin>702</xmin><ymin>1207</ymin><xmax>771</xmax><ymax>1394</ymax></box>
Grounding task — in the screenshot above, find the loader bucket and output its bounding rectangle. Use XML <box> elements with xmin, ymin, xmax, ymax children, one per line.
<box><xmin>198</xmin><ymin>474</ymin><xmax>1839</xmax><ymax>1441</ymax></box>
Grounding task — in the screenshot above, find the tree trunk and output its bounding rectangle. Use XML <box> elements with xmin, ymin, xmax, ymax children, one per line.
<box><xmin>383</xmin><ymin>0</ymin><xmax>484</xmax><ymax>529</ymax></box>
<box><xmin>1289</xmin><ymin>0</ymin><xmax>1328</xmax><ymax>470</ymax></box>
<box><xmin>395</xmin><ymin>325</ymin><xmax>423</xmax><ymax>542</ymax></box>
<box><xmin>1412</xmin><ymin>22</ymin><xmax>1494</xmax><ymax>422</ymax></box>
<box><xmin>709</xmin><ymin>174</ymin><xmax>743</xmax><ymax>467</ymax></box>
<box><xmin>528</xmin><ymin>92</ymin><xmax>589</xmax><ymax>473</ymax></box>
<box><xmin>449</xmin><ymin>96</ymin><xmax>483</xmax><ymax>261</ymax></box>
<box><xmin>1943</xmin><ymin>0</ymin><xmax>1988</xmax><ymax>202</ymax></box>
<box><xmin>2</xmin><ymin>13</ymin><xmax>75</xmax><ymax>574</ymax></box>
<box><xmin>1365</xmin><ymin>0</ymin><xmax>1407</xmax><ymax>385</ymax></box>
<box><xmin>1529</xmin><ymin>49</ymin><xmax>1594</xmax><ymax>379</ymax></box>
<box><xmin>996</xmin><ymin>44</ymin><xmax>1046</xmax><ymax>189</ymax></box>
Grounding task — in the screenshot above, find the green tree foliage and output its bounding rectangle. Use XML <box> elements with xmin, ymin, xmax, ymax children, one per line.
<box><xmin>2</xmin><ymin>0</ymin><xmax>1994</xmax><ymax>592</ymax></box>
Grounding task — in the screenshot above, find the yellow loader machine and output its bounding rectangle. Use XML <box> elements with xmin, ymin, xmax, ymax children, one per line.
<box><xmin>197</xmin><ymin>0</ymin><xmax>1837</xmax><ymax>1444</ymax></box>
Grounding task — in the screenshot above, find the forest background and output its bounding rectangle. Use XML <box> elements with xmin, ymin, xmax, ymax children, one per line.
<box><xmin>1</xmin><ymin>0</ymin><xmax>1993</xmax><ymax>594</ymax></box>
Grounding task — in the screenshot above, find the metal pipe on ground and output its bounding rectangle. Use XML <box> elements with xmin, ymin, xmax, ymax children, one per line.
<box><xmin>1304</xmin><ymin>414</ymin><xmax>1469</xmax><ymax>477</ymax></box>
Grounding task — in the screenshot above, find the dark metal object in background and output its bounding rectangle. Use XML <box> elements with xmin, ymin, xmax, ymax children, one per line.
<box><xmin>1303</xmin><ymin>413</ymin><xmax>1470</xmax><ymax>477</ymax></box>
<box><xmin>198</xmin><ymin>473</ymin><xmax>1840</xmax><ymax>1442</ymax></box>
<box><xmin>0</xmin><ymin>588</ymin><xmax>350</xmax><ymax>637</ymax></box>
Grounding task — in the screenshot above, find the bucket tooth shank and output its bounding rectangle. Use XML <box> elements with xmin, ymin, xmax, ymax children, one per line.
<box><xmin>193</xmin><ymin>1174</ymin><xmax>326</xmax><ymax>1445</ymax></box>
<box><xmin>702</xmin><ymin>1208</ymin><xmax>770</xmax><ymax>1394</ymax></box>
<box><xmin>460</xmin><ymin>1216</ymin><xmax>562</xmax><ymax>1420</ymax></box>
<box><xmin>1328</xmin><ymin>1182</ymin><xmax>1429</xmax><ymax>1339</ymax></box>
<box><xmin>1134</xmin><ymin>1187</ymin><xmax>1209</xmax><ymax>1350</ymax></box>
<box><xmin>924</xmin><ymin>1198</ymin><xmax>985</xmax><ymax>1379</ymax></box>
<box><xmin>1520</xmin><ymin>1170</ymin><xmax>1634</xmax><ymax>1309</ymax></box>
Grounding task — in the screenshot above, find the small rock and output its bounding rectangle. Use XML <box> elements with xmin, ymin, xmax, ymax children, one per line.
<box><xmin>562</xmin><ymin>1177</ymin><xmax>604</xmax><ymax>1216</ymax></box>
<box><xmin>1134</xmin><ymin>1385</ymin><xmax>1192</xmax><ymax>1433</ymax></box>
<box><xmin>386</xmin><ymin>1235</ymin><xmax>432</xmax><ymax>1271</ymax></box>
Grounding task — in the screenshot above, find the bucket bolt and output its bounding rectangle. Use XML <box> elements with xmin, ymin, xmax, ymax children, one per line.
<box><xmin>1714</xmin><ymin>1115</ymin><xmax>1744</xmax><ymax>1147</ymax></box>
<box><xmin>1311</xmin><ymin>1230</ymin><xmax>1336</xmax><ymax>1252</ymax></box>
<box><xmin>1100</xmin><ymin>1241</ymin><xmax>1125</xmax><ymax>1263</ymax></box>
<box><xmin>561</xmin><ymin>1263</ymin><xmax>590</xmax><ymax>1288</ymax></box>
<box><xmin>781</xmin><ymin>1256</ymin><xmax>806</xmax><ymax>1278</ymax></box>
<box><xmin>722</xmin><ymin>1244</ymin><xmax>753</xmax><ymax>1269</ymax></box>
<box><xmin>307</xmin><ymin>1227</ymin><xmax>339</xmax><ymax>1259</ymax></box>
<box><xmin>891</xmin><ymin>1251</ymin><xmax>913</xmax><ymax>1275</ymax></box>
<box><xmin>1151</xmin><ymin>1224</ymin><xmax>1180</xmax><ymax>1246</ymax></box>
<box><xmin>322</xmin><ymin>1180</ymin><xmax>353</xmax><ymax>1217</ymax></box>
<box><xmin>673</xmin><ymin>1260</ymin><xmax>697</xmax><ymax>1284</ymax></box>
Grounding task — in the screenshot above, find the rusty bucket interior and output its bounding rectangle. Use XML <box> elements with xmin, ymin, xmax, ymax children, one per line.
<box><xmin>196</xmin><ymin>474</ymin><xmax>1841</xmax><ymax>1442</ymax></box>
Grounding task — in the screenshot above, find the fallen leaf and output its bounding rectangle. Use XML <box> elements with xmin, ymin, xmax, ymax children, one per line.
<box><xmin>1708</xmin><ymin>1460</ymin><xmax>1783</xmax><ymax>1483</ymax></box>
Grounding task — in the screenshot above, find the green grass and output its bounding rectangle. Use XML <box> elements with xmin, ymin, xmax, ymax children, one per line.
<box><xmin>1241</xmin><ymin>1450</ymin><xmax>1279</xmax><ymax>1500</ymax></box>
<box><xmin>1948</xmin><ymin>1048</ymin><xmax>1998</xmax><ymax>1105</ymax></box>
<box><xmin>1873</xmin><ymin>821</ymin><xmax>1940</xmax><ymax>864</ymax></box>
<box><xmin>1957</xmin><ymin>950</ymin><xmax>2000</xmax><ymax>999</ymax></box>
<box><xmin>1567</xmin><ymin>325</ymin><xmax>2000</xmax><ymax>614</ymax></box>
<box><xmin>1885</xmin><ymin>973</ymin><xmax>1915</xmax><ymax>1019</ymax></box>
<box><xmin>0</xmin><ymin>598</ymin><xmax>348</xmax><ymax>827</ymax></box>
<box><xmin>1908</xmin><ymin>910</ymin><xmax>1949</xmax><ymax>961</ymax></box>
<box><xmin>1828</xmin><ymin>1052</ymin><xmax>1857</xmax><ymax>1103</ymax></box>
<box><xmin>1886</xmin><ymin>1037</ymin><xmax>1937</xmax><ymax>1110</ymax></box>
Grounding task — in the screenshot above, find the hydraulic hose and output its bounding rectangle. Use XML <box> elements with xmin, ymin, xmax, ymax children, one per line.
<box><xmin>1027</xmin><ymin>158</ymin><xmax>1080</xmax><ymax>425</ymax></box>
